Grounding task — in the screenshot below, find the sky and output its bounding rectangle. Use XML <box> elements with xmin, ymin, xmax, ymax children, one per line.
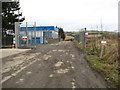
<box><xmin>20</xmin><ymin>0</ymin><xmax>119</xmax><ymax>31</ymax></box>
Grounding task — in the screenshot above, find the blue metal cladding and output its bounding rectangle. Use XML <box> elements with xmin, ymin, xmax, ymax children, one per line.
<box><xmin>31</xmin><ymin>37</ymin><xmax>41</xmax><ymax>44</ymax></box>
<box><xmin>43</xmin><ymin>32</ymin><xmax>52</xmax><ymax>38</ymax></box>
<box><xmin>28</xmin><ymin>40</ymin><xmax>31</xmax><ymax>44</ymax></box>
<box><xmin>43</xmin><ymin>32</ymin><xmax>45</xmax><ymax>44</ymax></box>
<box><xmin>32</xmin><ymin>38</ymin><xmax>35</xmax><ymax>44</ymax></box>
<box><xmin>36</xmin><ymin>37</ymin><xmax>40</xmax><ymax>44</ymax></box>
<box><xmin>20</xmin><ymin>26</ymin><xmax>58</xmax><ymax>32</ymax></box>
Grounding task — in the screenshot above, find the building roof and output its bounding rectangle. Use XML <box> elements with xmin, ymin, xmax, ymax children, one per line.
<box><xmin>20</xmin><ymin>26</ymin><xmax>58</xmax><ymax>32</ymax></box>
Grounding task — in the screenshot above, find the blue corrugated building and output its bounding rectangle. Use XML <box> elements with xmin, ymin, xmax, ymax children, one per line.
<box><xmin>20</xmin><ymin>26</ymin><xmax>58</xmax><ymax>44</ymax></box>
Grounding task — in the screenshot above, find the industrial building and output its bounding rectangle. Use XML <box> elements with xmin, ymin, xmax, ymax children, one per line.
<box><xmin>20</xmin><ymin>26</ymin><xmax>58</xmax><ymax>44</ymax></box>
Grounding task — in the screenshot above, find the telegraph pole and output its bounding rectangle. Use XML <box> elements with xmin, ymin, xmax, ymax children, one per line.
<box><xmin>15</xmin><ymin>22</ymin><xmax>19</xmax><ymax>48</ymax></box>
<box><xmin>26</xmin><ymin>22</ymin><xmax>28</xmax><ymax>47</ymax></box>
<box><xmin>100</xmin><ymin>20</ymin><xmax>104</xmax><ymax>58</ymax></box>
<box><xmin>96</xmin><ymin>25</ymin><xmax>99</xmax><ymax>56</ymax></box>
<box><xmin>84</xmin><ymin>28</ymin><xmax>87</xmax><ymax>48</ymax></box>
<box><xmin>34</xmin><ymin>22</ymin><xmax>36</xmax><ymax>48</ymax></box>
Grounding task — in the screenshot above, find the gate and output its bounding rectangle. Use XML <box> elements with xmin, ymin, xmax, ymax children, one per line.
<box><xmin>74</xmin><ymin>28</ymin><xmax>86</xmax><ymax>48</ymax></box>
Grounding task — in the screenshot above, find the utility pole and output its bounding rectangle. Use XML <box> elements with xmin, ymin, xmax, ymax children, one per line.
<box><xmin>34</xmin><ymin>22</ymin><xmax>36</xmax><ymax>48</ymax></box>
<box><xmin>100</xmin><ymin>20</ymin><xmax>105</xmax><ymax>58</ymax></box>
<box><xmin>84</xmin><ymin>28</ymin><xmax>87</xmax><ymax>48</ymax></box>
<box><xmin>96</xmin><ymin>25</ymin><xmax>99</xmax><ymax>56</ymax></box>
<box><xmin>26</xmin><ymin>22</ymin><xmax>28</xmax><ymax>47</ymax></box>
<box><xmin>15</xmin><ymin>22</ymin><xmax>19</xmax><ymax>48</ymax></box>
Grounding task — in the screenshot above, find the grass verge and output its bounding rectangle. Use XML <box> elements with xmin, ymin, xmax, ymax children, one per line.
<box><xmin>73</xmin><ymin>40</ymin><xmax>119</xmax><ymax>87</ymax></box>
<box><xmin>73</xmin><ymin>40</ymin><xmax>84</xmax><ymax>51</ymax></box>
<box><xmin>87</xmin><ymin>55</ymin><xmax>119</xmax><ymax>87</ymax></box>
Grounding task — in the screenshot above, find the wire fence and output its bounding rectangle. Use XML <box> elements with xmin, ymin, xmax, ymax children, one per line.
<box><xmin>74</xmin><ymin>28</ymin><xmax>103</xmax><ymax>56</ymax></box>
<box><xmin>74</xmin><ymin>28</ymin><xmax>87</xmax><ymax>49</ymax></box>
<box><xmin>74</xmin><ymin>31</ymin><xmax>85</xmax><ymax>48</ymax></box>
<box><xmin>74</xmin><ymin>29</ymin><xmax>118</xmax><ymax>60</ymax></box>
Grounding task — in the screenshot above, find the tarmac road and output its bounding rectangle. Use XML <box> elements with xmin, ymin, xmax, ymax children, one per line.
<box><xmin>2</xmin><ymin>41</ymin><xmax>108</xmax><ymax>88</ymax></box>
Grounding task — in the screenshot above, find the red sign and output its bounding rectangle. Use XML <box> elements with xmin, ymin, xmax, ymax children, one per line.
<box><xmin>101</xmin><ymin>41</ymin><xmax>107</xmax><ymax>45</ymax></box>
<box><xmin>22</xmin><ymin>36</ymin><xmax>28</xmax><ymax>40</ymax></box>
<box><xmin>85</xmin><ymin>33</ymin><xmax>88</xmax><ymax>37</ymax></box>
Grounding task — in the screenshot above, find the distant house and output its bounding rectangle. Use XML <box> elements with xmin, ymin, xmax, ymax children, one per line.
<box><xmin>20</xmin><ymin>26</ymin><xmax>58</xmax><ymax>44</ymax></box>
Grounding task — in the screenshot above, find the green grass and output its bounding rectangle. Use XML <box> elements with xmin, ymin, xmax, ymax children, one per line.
<box><xmin>65</xmin><ymin>35</ymin><xmax>74</xmax><ymax>41</ymax></box>
<box><xmin>86</xmin><ymin>55</ymin><xmax>119</xmax><ymax>86</ymax></box>
<box><xmin>73</xmin><ymin>40</ymin><xmax>119</xmax><ymax>87</ymax></box>
<box><xmin>73</xmin><ymin>40</ymin><xmax>84</xmax><ymax>50</ymax></box>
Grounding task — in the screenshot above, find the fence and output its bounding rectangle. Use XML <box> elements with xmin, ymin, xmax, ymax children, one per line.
<box><xmin>74</xmin><ymin>28</ymin><xmax>103</xmax><ymax>56</ymax></box>
<box><xmin>74</xmin><ymin>28</ymin><xmax>86</xmax><ymax>48</ymax></box>
<box><xmin>15</xmin><ymin>22</ymin><xmax>59</xmax><ymax>48</ymax></box>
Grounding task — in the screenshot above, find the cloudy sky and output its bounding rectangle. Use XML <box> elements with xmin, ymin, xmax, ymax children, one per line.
<box><xmin>20</xmin><ymin>0</ymin><xmax>119</xmax><ymax>31</ymax></box>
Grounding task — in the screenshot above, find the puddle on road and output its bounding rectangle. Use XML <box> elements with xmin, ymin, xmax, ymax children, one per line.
<box><xmin>50</xmin><ymin>44</ymin><xmax>55</xmax><ymax>46</ymax></box>
<box><xmin>52</xmin><ymin>49</ymin><xmax>66</xmax><ymax>53</ymax></box>
<box><xmin>56</xmin><ymin>69</ymin><xmax>69</xmax><ymax>74</ymax></box>
<box><xmin>35</xmin><ymin>53</ymin><xmax>41</xmax><ymax>55</ymax></box>
<box><xmin>16</xmin><ymin>81</ymin><xmax>19</xmax><ymax>84</ymax></box>
<box><xmin>66</xmin><ymin>61</ymin><xmax>70</xmax><ymax>63</ymax></box>
<box><xmin>16</xmin><ymin>78</ymin><xmax>24</xmax><ymax>84</ymax></box>
<box><xmin>71</xmin><ymin>66</ymin><xmax>75</xmax><ymax>69</ymax></box>
<box><xmin>67</xmin><ymin>65</ymin><xmax>74</xmax><ymax>69</ymax></box>
<box><xmin>58</xmin><ymin>50</ymin><xmax>65</xmax><ymax>52</ymax></box>
<box><xmin>70</xmin><ymin>54</ymin><xmax>75</xmax><ymax>58</ymax></box>
<box><xmin>55</xmin><ymin>62</ymin><xmax>63</xmax><ymax>67</ymax></box>
<box><xmin>50</xmin><ymin>43</ymin><xmax>60</xmax><ymax>45</ymax></box>
<box><xmin>19</xmin><ymin>78</ymin><xmax>24</xmax><ymax>82</ymax></box>
<box><xmin>71</xmin><ymin>78</ymin><xmax>76</xmax><ymax>89</ymax></box>
<box><xmin>43</xmin><ymin>55</ymin><xmax>52</xmax><ymax>60</ymax></box>
<box><xmin>11</xmin><ymin>73</ymin><xmax>17</xmax><ymax>76</ymax></box>
<box><xmin>49</xmin><ymin>74</ymin><xmax>54</xmax><ymax>77</ymax></box>
<box><xmin>20</xmin><ymin>78</ymin><xmax>24</xmax><ymax>81</ymax></box>
<box><xmin>26</xmin><ymin>71</ymin><xmax>32</xmax><ymax>75</ymax></box>
<box><xmin>66</xmin><ymin>52</ymin><xmax>68</xmax><ymax>55</ymax></box>
<box><xmin>52</xmin><ymin>50</ymin><xmax>57</xmax><ymax>52</ymax></box>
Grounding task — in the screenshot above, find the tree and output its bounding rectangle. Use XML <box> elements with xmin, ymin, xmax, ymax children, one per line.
<box><xmin>58</xmin><ymin>27</ymin><xmax>65</xmax><ymax>41</ymax></box>
<box><xmin>2</xmin><ymin>1</ymin><xmax>25</xmax><ymax>46</ymax></box>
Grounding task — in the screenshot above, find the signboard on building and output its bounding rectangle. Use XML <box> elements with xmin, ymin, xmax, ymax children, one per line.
<box><xmin>22</xmin><ymin>36</ymin><xmax>28</xmax><ymax>40</ymax></box>
<box><xmin>101</xmin><ymin>41</ymin><xmax>107</xmax><ymax>45</ymax></box>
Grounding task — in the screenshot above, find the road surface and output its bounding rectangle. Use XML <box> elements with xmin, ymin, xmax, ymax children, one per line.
<box><xmin>2</xmin><ymin>41</ymin><xmax>108</xmax><ymax>88</ymax></box>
